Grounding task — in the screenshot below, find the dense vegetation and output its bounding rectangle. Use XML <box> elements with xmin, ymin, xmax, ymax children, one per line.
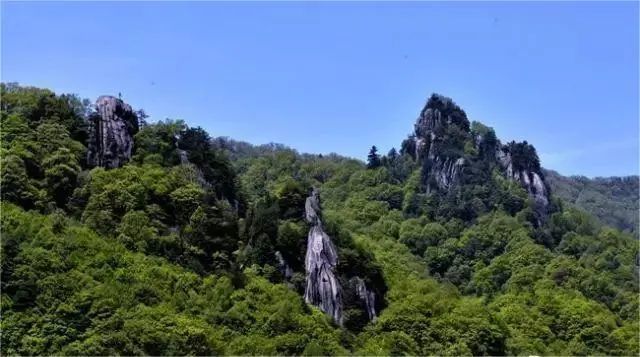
<box><xmin>1</xmin><ymin>83</ymin><xmax>638</xmax><ymax>356</ymax></box>
<box><xmin>544</xmin><ymin>169</ymin><xmax>639</xmax><ymax>235</ymax></box>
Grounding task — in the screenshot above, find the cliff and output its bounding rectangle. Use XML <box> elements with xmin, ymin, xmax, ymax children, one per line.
<box><xmin>87</xmin><ymin>96</ymin><xmax>139</xmax><ymax>168</ymax></box>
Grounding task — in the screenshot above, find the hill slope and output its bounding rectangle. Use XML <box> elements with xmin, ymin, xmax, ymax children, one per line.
<box><xmin>544</xmin><ymin>169</ymin><xmax>639</xmax><ymax>234</ymax></box>
<box><xmin>1</xmin><ymin>83</ymin><xmax>638</xmax><ymax>356</ymax></box>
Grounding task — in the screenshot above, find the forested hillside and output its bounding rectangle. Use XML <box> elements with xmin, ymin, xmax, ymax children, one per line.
<box><xmin>1</xmin><ymin>83</ymin><xmax>638</xmax><ymax>356</ymax></box>
<box><xmin>544</xmin><ymin>169</ymin><xmax>639</xmax><ymax>235</ymax></box>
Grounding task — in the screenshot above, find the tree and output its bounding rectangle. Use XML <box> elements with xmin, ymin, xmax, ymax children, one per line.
<box><xmin>132</xmin><ymin>119</ymin><xmax>185</xmax><ymax>166</ymax></box>
<box><xmin>387</xmin><ymin>147</ymin><xmax>398</xmax><ymax>162</ymax></box>
<box><xmin>0</xmin><ymin>153</ymin><xmax>39</xmax><ymax>208</ymax></box>
<box><xmin>242</xmin><ymin>195</ymin><xmax>280</xmax><ymax>267</ymax></box>
<box><xmin>42</xmin><ymin>147</ymin><xmax>81</xmax><ymax>207</ymax></box>
<box><xmin>367</xmin><ymin>145</ymin><xmax>381</xmax><ymax>169</ymax></box>
<box><xmin>3</xmin><ymin>84</ymin><xmax>639</xmax><ymax>357</ymax></box>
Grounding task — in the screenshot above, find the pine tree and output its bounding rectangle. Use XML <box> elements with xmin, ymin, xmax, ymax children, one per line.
<box><xmin>367</xmin><ymin>145</ymin><xmax>381</xmax><ymax>169</ymax></box>
<box><xmin>387</xmin><ymin>147</ymin><xmax>398</xmax><ymax>162</ymax></box>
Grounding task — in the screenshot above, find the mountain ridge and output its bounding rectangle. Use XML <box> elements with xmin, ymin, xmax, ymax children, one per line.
<box><xmin>1</xmin><ymin>83</ymin><xmax>637</xmax><ymax>356</ymax></box>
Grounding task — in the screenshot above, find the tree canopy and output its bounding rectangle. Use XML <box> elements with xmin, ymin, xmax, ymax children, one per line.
<box><xmin>1</xmin><ymin>84</ymin><xmax>637</xmax><ymax>356</ymax></box>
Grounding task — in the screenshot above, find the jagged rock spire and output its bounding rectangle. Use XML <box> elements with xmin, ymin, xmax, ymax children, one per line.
<box><xmin>402</xmin><ymin>93</ymin><xmax>551</xmax><ymax>218</ymax></box>
<box><xmin>304</xmin><ymin>188</ymin><xmax>343</xmax><ymax>324</ymax></box>
<box><xmin>406</xmin><ymin>94</ymin><xmax>470</xmax><ymax>192</ymax></box>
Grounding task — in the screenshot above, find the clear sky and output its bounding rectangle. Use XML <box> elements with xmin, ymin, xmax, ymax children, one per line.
<box><xmin>2</xmin><ymin>1</ymin><xmax>638</xmax><ymax>177</ymax></box>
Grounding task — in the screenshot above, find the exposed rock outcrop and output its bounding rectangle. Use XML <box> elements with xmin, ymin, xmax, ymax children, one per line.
<box><xmin>176</xmin><ymin>147</ymin><xmax>212</xmax><ymax>190</ymax></box>
<box><xmin>177</xmin><ymin>148</ymin><xmax>189</xmax><ymax>165</ymax></box>
<box><xmin>497</xmin><ymin>142</ymin><xmax>549</xmax><ymax>215</ymax></box>
<box><xmin>426</xmin><ymin>157</ymin><xmax>466</xmax><ymax>193</ymax></box>
<box><xmin>401</xmin><ymin>93</ymin><xmax>552</xmax><ymax>217</ymax></box>
<box><xmin>352</xmin><ymin>277</ymin><xmax>377</xmax><ymax>321</ymax></box>
<box><xmin>304</xmin><ymin>188</ymin><xmax>343</xmax><ymax>324</ymax></box>
<box><xmin>87</xmin><ymin>96</ymin><xmax>138</xmax><ymax>169</ymax></box>
<box><xmin>402</xmin><ymin>94</ymin><xmax>470</xmax><ymax>193</ymax></box>
<box><xmin>275</xmin><ymin>250</ymin><xmax>293</xmax><ymax>280</ymax></box>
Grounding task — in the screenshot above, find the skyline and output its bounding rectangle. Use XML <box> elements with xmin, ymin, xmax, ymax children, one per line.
<box><xmin>2</xmin><ymin>1</ymin><xmax>638</xmax><ymax>177</ymax></box>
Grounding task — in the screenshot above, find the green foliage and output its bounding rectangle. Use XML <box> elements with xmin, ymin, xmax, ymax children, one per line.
<box><xmin>116</xmin><ymin>210</ymin><xmax>158</xmax><ymax>252</ymax></box>
<box><xmin>1</xmin><ymin>204</ymin><xmax>345</xmax><ymax>356</ymax></box>
<box><xmin>276</xmin><ymin>220</ymin><xmax>307</xmax><ymax>271</ymax></box>
<box><xmin>1</xmin><ymin>152</ymin><xmax>40</xmax><ymax>208</ymax></box>
<box><xmin>1</xmin><ymin>83</ymin><xmax>89</xmax><ymax>141</ymax></box>
<box><xmin>241</xmin><ymin>195</ymin><xmax>280</xmax><ymax>267</ymax></box>
<box><xmin>43</xmin><ymin>147</ymin><xmax>81</xmax><ymax>207</ymax></box>
<box><xmin>502</xmin><ymin>140</ymin><xmax>541</xmax><ymax>172</ymax></box>
<box><xmin>274</xmin><ymin>177</ymin><xmax>307</xmax><ymax>219</ymax></box>
<box><xmin>2</xmin><ymin>84</ymin><xmax>637</xmax><ymax>356</ymax></box>
<box><xmin>0</xmin><ymin>85</ymin><xmax>87</xmax><ymax>211</ymax></box>
<box><xmin>545</xmin><ymin>168</ymin><xmax>639</xmax><ymax>234</ymax></box>
<box><xmin>178</xmin><ymin>126</ymin><xmax>240</xmax><ymax>204</ymax></box>
<box><xmin>132</xmin><ymin>119</ymin><xmax>185</xmax><ymax>166</ymax></box>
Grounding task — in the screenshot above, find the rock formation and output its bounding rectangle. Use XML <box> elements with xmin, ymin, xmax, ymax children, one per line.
<box><xmin>497</xmin><ymin>142</ymin><xmax>550</xmax><ymax>215</ymax></box>
<box><xmin>304</xmin><ymin>188</ymin><xmax>343</xmax><ymax>324</ymax></box>
<box><xmin>177</xmin><ymin>148</ymin><xmax>190</xmax><ymax>165</ymax></box>
<box><xmin>87</xmin><ymin>96</ymin><xmax>138</xmax><ymax>169</ymax></box>
<box><xmin>175</xmin><ymin>145</ymin><xmax>212</xmax><ymax>190</ymax></box>
<box><xmin>352</xmin><ymin>277</ymin><xmax>377</xmax><ymax>321</ymax></box>
<box><xmin>401</xmin><ymin>93</ymin><xmax>551</xmax><ymax>216</ymax></box>
<box><xmin>402</xmin><ymin>94</ymin><xmax>470</xmax><ymax>193</ymax></box>
<box><xmin>275</xmin><ymin>251</ymin><xmax>293</xmax><ymax>280</ymax></box>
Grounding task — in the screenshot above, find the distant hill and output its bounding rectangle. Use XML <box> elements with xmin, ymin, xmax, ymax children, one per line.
<box><xmin>544</xmin><ymin>169</ymin><xmax>639</xmax><ymax>234</ymax></box>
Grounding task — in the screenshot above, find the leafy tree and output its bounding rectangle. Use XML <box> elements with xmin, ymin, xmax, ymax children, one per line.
<box><xmin>242</xmin><ymin>195</ymin><xmax>280</xmax><ymax>267</ymax></box>
<box><xmin>0</xmin><ymin>153</ymin><xmax>39</xmax><ymax>208</ymax></box>
<box><xmin>42</xmin><ymin>147</ymin><xmax>81</xmax><ymax>207</ymax></box>
<box><xmin>2</xmin><ymin>84</ymin><xmax>638</xmax><ymax>356</ymax></box>
<box><xmin>132</xmin><ymin>119</ymin><xmax>185</xmax><ymax>166</ymax></box>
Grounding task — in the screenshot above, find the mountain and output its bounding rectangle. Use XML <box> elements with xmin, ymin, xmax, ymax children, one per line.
<box><xmin>1</xmin><ymin>83</ymin><xmax>638</xmax><ymax>356</ymax></box>
<box><xmin>544</xmin><ymin>169</ymin><xmax>639</xmax><ymax>235</ymax></box>
<box><xmin>400</xmin><ymin>94</ymin><xmax>551</xmax><ymax>225</ymax></box>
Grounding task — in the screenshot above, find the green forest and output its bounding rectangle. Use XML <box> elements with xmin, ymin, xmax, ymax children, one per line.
<box><xmin>544</xmin><ymin>169</ymin><xmax>639</xmax><ymax>235</ymax></box>
<box><xmin>1</xmin><ymin>83</ymin><xmax>638</xmax><ymax>356</ymax></box>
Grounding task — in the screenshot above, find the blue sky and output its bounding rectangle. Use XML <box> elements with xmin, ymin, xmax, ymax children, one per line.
<box><xmin>2</xmin><ymin>1</ymin><xmax>638</xmax><ymax>177</ymax></box>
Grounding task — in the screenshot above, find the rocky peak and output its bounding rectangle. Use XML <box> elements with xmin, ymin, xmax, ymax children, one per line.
<box><xmin>402</xmin><ymin>94</ymin><xmax>471</xmax><ymax>192</ymax></box>
<box><xmin>87</xmin><ymin>95</ymin><xmax>138</xmax><ymax>169</ymax></box>
<box><xmin>497</xmin><ymin>141</ymin><xmax>550</xmax><ymax>216</ymax></box>
<box><xmin>414</xmin><ymin>94</ymin><xmax>470</xmax><ymax>139</ymax></box>
<box><xmin>401</xmin><ymin>94</ymin><xmax>552</xmax><ymax>217</ymax></box>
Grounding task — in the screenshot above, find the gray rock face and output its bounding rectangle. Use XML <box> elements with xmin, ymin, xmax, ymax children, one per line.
<box><xmin>304</xmin><ymin>188</ymin><xmax>343</xmax><ymax>325</ymax></box>
<box><xmin>353</xmin><ymin>277</ymin><xmax>377</xmax><ymax>321</ymax></box>
<box><xmin>497</xmin><ymin>148</ymin><xmax>549</xmax><ymax>214</ymax></box>
<box><xmin>414</xmin><ymin>95</ymin><xmax>469</xmax><ymax>137</ymax></box>
<box><xmin>177</xmin><ymin>148</ymin><xmax>189</xmax><ymax>165</ymax></box>
<box><xmin>409</xmin><ymin>94</ymin><xmax>470</xmax><ymax>192</ymax></box>
<box><xmin>87</xmin><ymin>96</ymin><xmax>138</xmax><ymax>169</ymax></box>
<box><xmin>176</xmin><ymin>147</ymin><xmax>211</xmax><ymax>190</ymax></box>
<box><xmin>403</xmin><ymin>94</ymin><xmax>552</xmax><ymax>216</ymax></box>
<box><xmin>427</xmin><ymin>157</ymin><xmax>466</xmax><ymax>193</ymax></box>
<box><xmin>275</xmin><ymin>251</ymin><xmax>293</xmax><ymax>280</ymax></box>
